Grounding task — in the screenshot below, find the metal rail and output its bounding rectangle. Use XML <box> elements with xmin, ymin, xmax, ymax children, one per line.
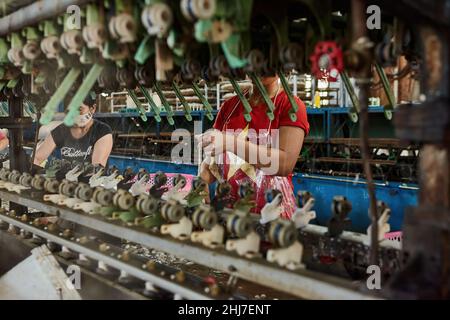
<box><xmin>0</xmin><ymin>212</ymin><xmax>212</xmax><ymax>300</ymax></box>
<box><xmin>0</xmin><ymin>0</ymin><xmax>92</xmax><ymax>36</ymax></box>
<box><xmin>0</xmin><ymin>189</ymin><xmax>378</xmax><ymax>300</ymax></box>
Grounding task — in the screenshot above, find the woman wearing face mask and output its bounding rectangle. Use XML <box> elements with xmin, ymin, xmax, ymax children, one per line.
<box><xmin>34</xmin><ymin>95</ymin><xmax>113</xmax><ymax>168</ymax></box>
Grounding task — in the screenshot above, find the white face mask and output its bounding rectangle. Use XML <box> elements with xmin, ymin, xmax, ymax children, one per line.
<box><xmin>75</xmin><ymin>112</ymin><xmax>93</xmax><ymax>127</ymax></box>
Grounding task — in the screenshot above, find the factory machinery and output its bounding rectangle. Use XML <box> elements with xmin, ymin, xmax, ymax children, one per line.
<box><xmin>0</xmin><ymin>0</ymin><xmax>448</xmax><ymax>299</ymax></box>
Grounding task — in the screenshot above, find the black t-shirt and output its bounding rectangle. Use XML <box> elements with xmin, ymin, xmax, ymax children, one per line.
<box><xmin>51</xmin><ymin>120</ymin><xmax>112</xmax><ymax>164</ymax></box>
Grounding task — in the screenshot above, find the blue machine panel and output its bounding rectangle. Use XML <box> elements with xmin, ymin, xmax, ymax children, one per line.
<box><xmin>109</xmin><ymin>156</ymin><xmax>198</xmax><ymax>176</ymax></box>
<box><xmin>292</xmin><ymin>174</ymin><xmax>418</xmax><ymax>232</ymax></box>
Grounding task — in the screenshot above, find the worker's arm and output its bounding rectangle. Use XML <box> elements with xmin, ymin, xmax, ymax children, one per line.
<box><xmin>200</xmin><ymin>126</ymin><xmax>305</xmax><ymax>177</ymax></box>
<box><xmin>0</xmin><ymin>137</ymin><xmax>8</xmax><ymax>151</ymax></box>
<box><xmin>91</xmin><ymin>133</ymin><xmax>113</xmax><ymax>167</ymax></box>
<box><xmin>199</xmin><ymin>160</ymin><xmax>217</xmax><ymax>184</ymax></box>
<box><xmin>33</xmin><ymin>134</ymin><xmax>57</xmax><ymax>166</ymax></box>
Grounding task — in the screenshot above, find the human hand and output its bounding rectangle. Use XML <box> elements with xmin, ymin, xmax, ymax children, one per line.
<box><xmin>196</xmin><ymin>129</ymin><xmax>235</xmax><ymax>158</ymax></box>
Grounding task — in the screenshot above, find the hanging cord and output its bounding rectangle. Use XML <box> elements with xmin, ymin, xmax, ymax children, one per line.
<box><xmin>358</xmin><ymin>77</ymin><xmax>379</xmax><ymax>266</ymax></box>
<box><xmin>350</xmin><ymin>0</ymin><xmax>379</xmax><ymax>267</ymax></box>
<box><xmin>29</xmin><ymin>111</ymin><xmax>41</xmax><ymax>172</ymax></box>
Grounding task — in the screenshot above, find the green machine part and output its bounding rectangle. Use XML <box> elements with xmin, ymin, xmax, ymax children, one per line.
<box><xmin>23</xmin><ymin>27</ymin><xmax>40</xmax><ymax>42</ymax></box>
<box><xmin>0</xmin><ymin>38</ymin><xmax>10</xmax><ymax>64</ymax></box>
<box><xmin>86</xmin><ymin>2</ymin><xmax>103</xmax><ymax>25</ymax></box>
<box><xmin>0</xmin><ymin>38</ymin><xmax>9</xmax><ymax>82</ymax></box>
<box><xmin>172</xmin><ymin>81</ymin><xmax>193</xmax><ymax>121</ymax></box>
<box><xmin>374</xmin><ymin>62</ymin><xmax>395</xmax><ymax>120</ymax></box>
<box><xmin>167</xmin><ymin>29</ymin><xmax>185</xmax><ymax>60</ymax></box>
<box><xmin>40</xmin><ymin>68</ymin><xmax>82</xmax><ymax>125</ymax></box>
<box><xmin>218</xmin><ymin>0</ymin><xmax>253</xmax><ymax>69</ymax></box>
<box><xmin>340</xmin><ymin>71</ymin><xmax>359</xmax><ymax>123</ymax></box>
<box><xmin>189</xmin><ymin>0</ymin><xmax>252</xmax><ymax>68</ymax></box>
<box><xmin>64</xmin><ymin>64</ymin><xmax>104</xmax><ymax>126</ymax></box>
<box><xmin>9</xmin><ymin>32</ymin><xmax>24</xmax><ymax>51</ymax></box>
<box><xmin>229</xmin><ymin>77</ymin><xmax>252</xmax><ymax>122</ymax></box>
<box><xmin>95</xmin><ymin>205</ymin><xmax>116</xmax><ymax>217</ymax></box>
<box><xmin>81</xmin><ymin>4</ymin><xmax>101</xmax><ymax>64</ymax></box>
<box><xmin>22</xmin><ymin>27</ymin><xmax>42</xmax><ymax>74</ymax></box>
<box><xmin>192</xmin><ymin>82</ymin><xmax>214</xmax><ymax>121</ymax></box>
<box><xmin>138</xmin><ymin>84</ymin><xmax>162</xmax><ymax>122</ymax></box>
<box><xmin>102</xmin><ymin>0</ymin><xmax>136</xmax><ymax>66</ymax></box>
<box><xmin>40</xmin><ymin>20</ymin><xmax>59</xmax><ymax>37</ymax></box>
<box><xmin>112</xmin><ymin>207</ymin><xmax>140</xmax><ymax>224</ymax></box>
<box><xmin>153</xmin><ymin>81</ymin><xmax>175</xmax><ymax>125</ymax></box>
<box><xmin>127</xmin><ymin>89</ymin><xmax>148</xmax><ymax>122</ymax></box>
<box><xmin>278</xmin><ymin>71</ymin><xmax>298</xmax><ymax>122</ymax></box>
<box><xmin>40</xmin><ymin>19</ymin><xmax>69</xmax><ymax>69</ymax></box>
<box><xmin>135</xmin><ymin>35</ymin><xmax>155</xmax><ymax>65</ymax></box>
<box><xmin>249</xmin><ymin>73</ymin><xmax>275</xmax><ymax>120</ymax></box>
<box><xmin>137</xmin><ymin>212</ymin><xmax>164</xmax><ymax>229</ymax></box>
<box><xmin>6</xmin><ymin>78</ymin><xmax>19</xmax><ymax>89</ymax></box>
<box><xmin>7</xmin><ymin>32</ymin><xmax>25</xmax><ymax>70</ymax></box>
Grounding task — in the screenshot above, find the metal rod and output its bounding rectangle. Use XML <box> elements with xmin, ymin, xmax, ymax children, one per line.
<box><xmin>0</xmin><ymin>0</ymin><xmax>92</xmax><ymax>36</ymax></box>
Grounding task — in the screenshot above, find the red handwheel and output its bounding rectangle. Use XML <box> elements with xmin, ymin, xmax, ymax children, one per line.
<box><xmin>310</xmin><ymin>41</ymin><xmax>344</xmax><ymax>82</ymax></box>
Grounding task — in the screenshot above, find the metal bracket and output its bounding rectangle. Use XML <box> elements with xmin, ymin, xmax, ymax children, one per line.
<box><xmin>249</xmin><ymin>73</ymin><xmax>274</xmax><ymax>120</ymax></box>
<box><xmin>153</xmin><ymin>81</ymin><xmax>174</xmax><ymax>125</ymax></box>
<box><xmin>40</xmin><ymin>68</ymin><xmax>81</xmax><ymax>125</ymax></box>
<box><xmin>127</xmin><ymin>89</ymin><xmax>148</xmax><ymax>122</ymax></box>
<box><xmin>138</xmin><ymin>84</ymin><xmax>161</xmax><ymax>122</ymax></box>
<box><xmin>64</xmin><ymin>64</ymin><xmax>104</xmax><ymax>126</ymax></box>
<box><xmin>172</xmin><ymin>81</ymin><xmax>192</xmax><ymax>121</ymax></box>
<box><xmin>192</xmin><ymin>82</ymin><xmax>214</xmax><ymax>121</ymax></box>
<box><xmin>374</xmin><ymin>62</ymin><xmax>394</xmax><ymax>120</ymax></box>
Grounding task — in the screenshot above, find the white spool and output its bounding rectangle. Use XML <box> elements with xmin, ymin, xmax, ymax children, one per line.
<box><xmin>141</xmin><ymin>3</ymin><xmax>173</xmax><ymax>36</ymax></box>
<box><xmin>181</xmin><ymin>0</ymin><xmax>216</xmax><ymax>21</ymax></box>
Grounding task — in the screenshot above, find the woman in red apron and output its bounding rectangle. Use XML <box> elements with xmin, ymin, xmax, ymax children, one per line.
<box><xmin>199</xmin><ymin>76</ymin><xmax>310</xmax><ymax>219</ymax></box>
